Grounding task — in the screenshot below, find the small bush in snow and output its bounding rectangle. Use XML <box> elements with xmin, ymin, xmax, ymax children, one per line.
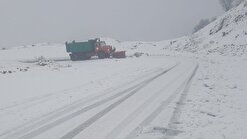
<box><xmin>36</xmin><ymin>56</ymin><xmax>53</xmax><ymax>66</ymax></box>
<box><xmin>219</xmin><ymin>0</ymin><xmax>244</xmax><ymax>11</ymax></box>
<box><xmin>193</xmin><ymin>17</ymin><xmax>216</xmax><ymax>33</ymax></box>
<box><xmin>193</xmin><ymin>19</ymin><xmax>211</xmax><ymax>33</ymax></box>
<box><xmin>134</xmin><ymin>52</ymin><xmax>144</xmax><ymax>57</ymax></box>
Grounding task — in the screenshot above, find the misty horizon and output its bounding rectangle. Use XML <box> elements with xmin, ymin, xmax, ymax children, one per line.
<box><xmin>0</xmin><ymin>0</ymin><xmax>223</xmax><ymax>47</ymax></box>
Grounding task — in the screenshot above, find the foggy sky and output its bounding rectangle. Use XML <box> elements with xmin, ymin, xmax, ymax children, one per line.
<box><xmin>0</xmin><ymin>0</ymin><xmax>223</xmax><ymax>47</ymax></box>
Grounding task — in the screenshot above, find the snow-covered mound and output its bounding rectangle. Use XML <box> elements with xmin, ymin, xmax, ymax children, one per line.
<box><xmin>164</xmin><ymin>1</ymin><xmax>247</xmax><ymax>57</ymax></box>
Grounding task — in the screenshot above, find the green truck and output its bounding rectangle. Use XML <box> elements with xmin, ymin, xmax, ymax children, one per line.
<box><xmin>65</xmin><ymin>38</ymin><xmax>115</xmax><ymax>61</ymax></box>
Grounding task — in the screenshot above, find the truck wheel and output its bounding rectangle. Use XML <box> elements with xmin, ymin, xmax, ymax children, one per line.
<box><xmin>79</xmin><ymin>53</ymin><xmax>87</xmax><ymax>60</ymax></box>
<box><xmin>105</xmin><ymin>53</ymin><xmax>110</xmax><ymax>58</ymax></box>
<box><xmin>98</xmin><ymin>52</ymin><xmax>106</xmax><ymax>59</ymax></box>
<box><xmin>85</xmin><ymin>56</ymin><xmax>91</xmax><ymax>60</ymax></box>
<box><xmin>80</xmin><ymin>55</ymin><xmax>91</xmax><ymax>60</ymax></box>
<box><xmin>70</xmin><ymin>54</ymin><xmax>77</xmax><ymax>61</ymax></box>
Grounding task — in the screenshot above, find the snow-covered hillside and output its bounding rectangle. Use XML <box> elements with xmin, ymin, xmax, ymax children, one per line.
<box><xmin>183</xmin><ymin>0</ymin><xmax>247</xmax><ymax>56</ymax></box>
<box><xmin>160</xmin><ymin>0</ymin><xmax>247</xmax><ymax>57</ymax></box>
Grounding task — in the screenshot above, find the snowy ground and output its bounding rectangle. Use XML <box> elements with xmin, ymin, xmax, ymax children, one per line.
<box><xmin>1</xmin><ymin>42</ymin><xmax>246</xmax><ymax>139</ymax></box>
<box><xmin>0</xmin><ymin>44</ymin><xmax>196</xmax><ymax>139</ymax></box>
<box><xmin>173</xmin><ymin>56</ymin><xmax>247</xmax><ymax>139</ymax></box>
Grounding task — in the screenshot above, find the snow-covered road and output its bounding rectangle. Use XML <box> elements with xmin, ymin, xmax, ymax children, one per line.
<box><xmin>0</xmin><ymin>55</ymin><xmax>198</xmax><ymax>139</ymax></box>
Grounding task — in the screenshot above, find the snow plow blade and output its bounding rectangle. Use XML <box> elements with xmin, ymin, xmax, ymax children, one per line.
<box><xmin>112</xmin><ymin>51</ymin><xmax>126</xmax><ymax>58</ymax></box>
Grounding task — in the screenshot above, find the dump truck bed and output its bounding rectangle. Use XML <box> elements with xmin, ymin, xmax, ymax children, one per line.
<box><xmin>66</xmin><ymin>40</ymin><xmax>96</xmax><ymax>53</ymax></box>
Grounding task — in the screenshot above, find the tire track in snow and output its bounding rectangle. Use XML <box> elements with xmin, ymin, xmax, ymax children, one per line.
<box><xmin>58</xmin><ymin>65</ymin><xmax>178</xmax><ymax>139</ymax></box>
<box><xmin>165</xmin><ymin>63</ymin><xmax>199</xmax><ymax>138</ymax></box>
<box><xmin>2</xmin><ymin>80</ymin><xmax>144</xmax><ymax>139</ymax></box>
<box><xmin>104</xmin><ymin>62</ymin><xmax>193</xmax><ymax>139</ymax></box>
<box><xmin>1</xmin><ymin>62</ymin><xmax>169</xmax><ymax>113</ymax></box>
<box><xmin>126</xmin><ymin>63</ymin><xmax>199</xmax><ymax>139</ymax></box>
<box><xmin>0</xmin><ymin>67</ymin><xmax>134</xmax><ymax>112</ymax></box>
<box><xmin>0</xmin><ymin>60</ymin><xmax>157</xmax><ymax>112</ymax></box>
<box><xmin>0</xmin><ymin>64</ymin><xmax>172</xmax><ymax>139</ymax></box>
<box><xmin>15</xmin><ymin>64</ymin><xmax>178</xmax><ymax>139</ymax></box>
